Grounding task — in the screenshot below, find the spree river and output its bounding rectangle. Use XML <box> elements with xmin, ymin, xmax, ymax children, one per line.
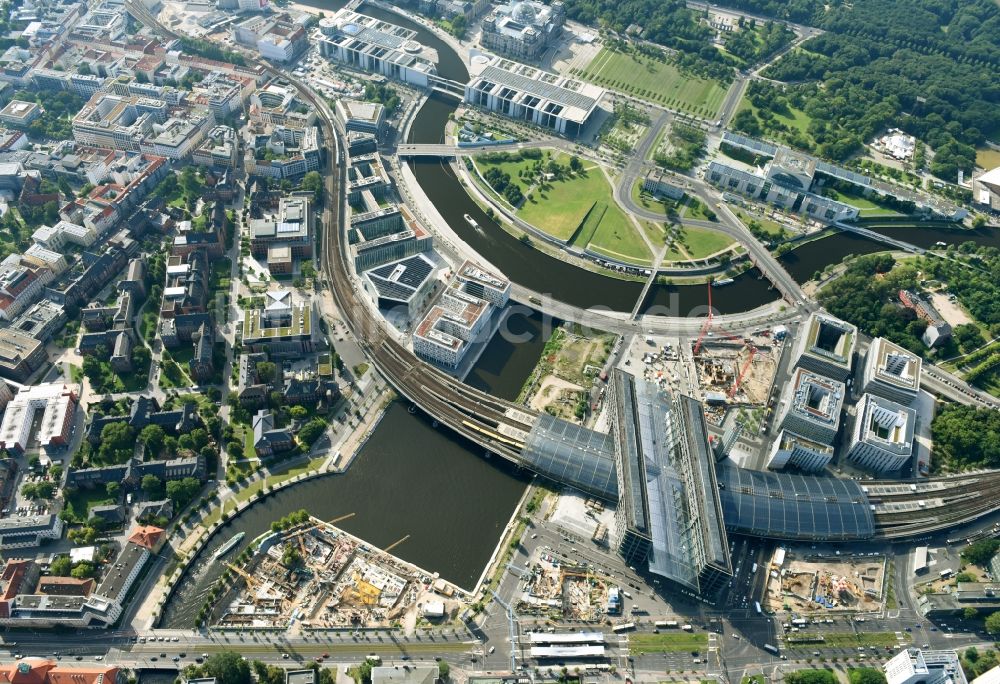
<box><xmin>161</xmin><ymin>0</ymin><xmax>1000</xmax><ymax>629</ymax></box>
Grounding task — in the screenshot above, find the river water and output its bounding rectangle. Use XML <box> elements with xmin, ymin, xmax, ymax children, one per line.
<box><xmin>160</xmin><ymin>0</ymin><xmax>1000</xmax><ymax>629</ymax></box>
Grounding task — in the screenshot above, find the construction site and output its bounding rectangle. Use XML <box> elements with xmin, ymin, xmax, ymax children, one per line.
<box><xmin>515</xmin><ymin>552</ymin><xmax>614</xmax><ymax>621</ymax></box>
<box><xmin>211</xmin><ymin>515</ymin><xmax>468</xmax><ymax>632</ymax></box>
<box><xmin>764</xmin><ymin>547</ymin><xmax>888</xmax><ymax>615</ymax></box>
<box><xmin>624</xmin><ymin>296</ymin><xmax>784</xmax><ymax>432</ymax></box>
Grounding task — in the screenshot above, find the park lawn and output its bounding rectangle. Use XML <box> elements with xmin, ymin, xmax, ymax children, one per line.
<box><xmin>629</xmin><ymin>632</ymin><xmax>708</xmax><ymax>655</ymax></box>
<box><xmin>678</xmin><ymin>226</ymin><xmax>735</xmax><ymax>259</ymax></box>
<box><xmin>587</xmin><ymin>204</ymin><xmax>653</xmax><ymax>264</ymax></box>
<box><xmin>518</xmin><ymin>158</ymin><xmax>610</xmax><ymax>240</ymax></box>
<box><xmin>64</xmin><ymin>488</ymin><xmax>115</xmax><ymax>523</ymax></box>
<box><xmin>737</xmin><ymin>98</ymin><xmax>814</xmax><ymax>143</ymax></box>
<box><xmin>976</xmin><ymin>147</ymin><xmax>1000</xmax><ymax>170</ymax></box>
<box><xmin>581</xmin><ymin>47</ymin><xmax>727</xmax><ymax>117</ymax></box>
<box><xmin>472</xmin><ymin>154</ymin><xmax>539</xmax><ymax>194</ymax></box>
<box><xmin>823</xmin><ymin>187</ymin><xmax>902</xmax><ymax>217</ymax></box>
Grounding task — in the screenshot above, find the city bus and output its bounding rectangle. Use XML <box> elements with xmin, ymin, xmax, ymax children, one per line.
<box><xmin>764</xmin><ymin>644</ymin><xmax>779</xmax><ymax>655</ymax></box>
<box><xmin>612</xmin><ymin>623</ymin><xmax>636</xmax><ymax>633</ymax></box>
<box><xmin>755</xmin><ymin>602</ymin><xmax>762</xmax><ymax>614</ymax></box>
<box><xmin>654</xmin><ymin>621</ymin><xmax>679</xmax><ymax>629</ymax></box>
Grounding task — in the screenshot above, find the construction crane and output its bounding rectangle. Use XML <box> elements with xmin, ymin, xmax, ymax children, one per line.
<box><xmin>728</xmin><ymin>344</ymin><xmax>757</xmax><ymax>399</ymax></box>
<box><xmin>226</xmin><ymin>562</ymin><xmax>262</xmax><ymax>595</ymax></box>
<box><xmin>285</xmin><ymin>512</ymin><xmax>357</xmax><ymax>540</ymax></box>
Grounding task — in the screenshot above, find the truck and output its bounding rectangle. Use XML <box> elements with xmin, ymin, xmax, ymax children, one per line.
<box><xmin>681</xmin><ymin>624</ymin><xmax>694</xmax><ymax>632</ymax></box>
<box><xmin>751</xmin><ymin>563</ymin><xmax>758</xmax><ymax>573</ymax></box>
<box><xmin>792</xmin><ymin>618</ymin><xmax>808</xmax><ymax>627</ymax></box>
<box><xmin>754</xmin><ymin>601</ymin><xmax>762</xmax><ymax>615</ymax></box>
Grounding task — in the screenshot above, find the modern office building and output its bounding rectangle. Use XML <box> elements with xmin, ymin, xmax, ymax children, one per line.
<box><xmin>233</xmin><ymin>14</ymin><xmax>309</xmax><ymax>62</ymax></box>
<box><xmin>465</xmin><ymin>56</ymin><xmax>605</xmax><ymax>137</ymax></box>
<box><xmin>454</xmin><ymin>259</ymin><xmax>510</xmax><ymax>306</ymax></box>
<box><xmin>0</xmin><ymin>100</ymin><xmax>42</xmax><ymax>127</ymax></box>
<box><xmin>765</xmin><ymin>429</ymin><xmax>834</xmax><ymax>473</ymax></box>
<box><xmin>846</xmin><ymin>393</ymin><xmax>916</xmax><ymax>473</ymax></box>
<box><xmin>776</xmin><ymin>368</ymin><xmax>845</xmax><ymax>446</ymax></box>
<box><xmin>642</xmin><ymin>170</ymin><xmax>685</xmax><ymax>200</ymax></box>
<box><xmin>793</xmin><ymin>311</ymin><xmax>857</xmax><ymax>381</ymax></box>
<box><xmin>71</xmin><ymin>93</ymin><xmax>168</xmax><ymax>152</ymax></box>
<box><xmin>0</xmin><ymin>382</ymin><xmax>77</xmax><ymax>456</ymax></box>
<box><xmin>862</xmin><ymin>337</ymin><xmax>921</xmax><ymax>405</ymax></box>
<box><xmin>362</xmin><ymin>253</ymin><xmax>440</xmax><ymax>320</ymax></box>
<box><xmin>241</xmin><ymin>289</ymin><xmax>313</xmax><ymax>357</ymax></box>
<box><xmin>609</xmin><ymin>370</ymin><xmax>733</xmax><ymax>601</ymax></box>
<box><xmin>413</xmin><ymin>283</ymin><xmax>492</xmax><ymax>368</ymax></box>
<box><xmin>705</xmin><ymin>161</ymin><xmax>860</xmax><ymax>223</ymax></box>
<box><xmin>885</xmin><ymin>649</ymin><xmax>968</xmax><ymax>684</ymax></box>
<box><xmin>480</xmin><ymin>0</ymin><xmax>565</xmax><ymax>61</ymax></box>
<box><xmin>316</xmin><ymin>10</ymin><xmax>439</xmax><ymax>88</ymax></box>
<box><xmin>249</xmin><ymin>195</ymin><xmax>314</xmax><ymax>260</ymax></box>
<box><xmin>0</xmin><ymin>327</ymin><xmax>46</xmax><ymax>382</ymax></box>
<box><xmin>336</xmin><ymin>99</ymin><xmax>385</xmax><ymax>135</ymax></box>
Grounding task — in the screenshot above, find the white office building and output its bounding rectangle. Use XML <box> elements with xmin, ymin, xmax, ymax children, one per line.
<box><xmin>765</xmin><ymin>430</ymin><xmax>834</xmax><ymax>473</ymax></box>
<box><xmin>885</xmin><ymin>649</ymin><xmax>968</xmax><ymax>684</ymax></box>
<box><xmin>846</xmin><ymin>393</ymin><xmax>915</xmax><ymax>473</ymax></box>
<box><xmin>317</xmin><ymin>10</ymin><xmax>439</xmax><ymax>88</ymax></box>
<box><xmin>465</xmin><ymin>55</ymin><xmax>605</xmax><ymax>137</ymax></box>
<box><xmin>793</xmin><ymin>311</ymin><xmax>857</xmax><ymax>382</ymax></box>
<box><xmin>776</xmin><ymin>368</ymin><xmax>845</xmax><ymax>446</ymax></box>
<box><xmin>862</xmin><ymin>337</ymin><xmax>921</xmax><ymax>405</ymax></box>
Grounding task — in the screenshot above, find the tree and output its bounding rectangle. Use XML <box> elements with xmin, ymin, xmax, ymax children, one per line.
<box><xmin>106</xmin><ymin>482</ymin><xmax>121</xmax><ymax>500</ymax></box>
<box><xmin>301</xmin><ymin>171</ymin><xmax>323</xmax><ymax>202</ymax></box>
<box><xmin>190</xmin><ymin>428</ymin><xmax>210</xmax><ymax>451</ymax></box>
<box><xmin>986</xmin><ymin>612</ymin><xmax>1000</xmax><ymax>636</ymax></box>
<box><xmin>142</xmin><ymin>474</ymin><xmax>165</xmax><ymax>499</ymax></box>
<box><xmin>953</xmin><ymin>323</ymin><xmax>985</xmax><ymax>353</ymax></box>
<box><xmin>962</xmin><ymin>539</ymin><xmax>1000</xmax><ymax>567</ymax></box>
<box><xmin>202</xmin><ymin>651</ymin><xmax>253</xmax><ymax>684</ymax></box>
<box><xmin>49</xmin><ymin>464</ymin><xmax>63</xmax><ymax>482</ymax></box>
<box><xmin>289</xmin><ymin>406</ymin><xmax>308</xmax><ymax>420</ymax></box>
<box><xmin>569</xmin><ymin>155</ymin><xmax>583</xmax><ymax>173</ymax></box>
<box><xmin>281</xmin><ymin>544</ymin><xmax>302</xmax><ymax>567</ymax></box>
<box><xmin>298</xmin><ymin>419</ymin><xmax>327</xmax><ymax>447</ymax></box>
<box><xmin>50</xmin><ymin>556</ymin><xmax>73</xmax><ymax>576</ymax></box>
<box><xmin>98</xmin><ymin>422</ymin><xmax>134</xmax><ymax>464</ymax></box>
<box><xmin>71</xmin><ymin>561</ymin><xmax>96</xmax><ymax>579</ymax></box>
<box><xmin>166</xmin><ymin>477</ymin><xmax>202</xmax><ymax>509</ymax></box>
<box><xmin>964</xmin><ymin>607</ymin><xmax>980</xmax><ymax>620</ymax></box>
<box><xmin>139</xmin><ymin>425</ymin><xmax>166</xmax><ymax>456</ymax></box>
<box><xmin>849</xmin><ymin>669</ymin><xmax>887</xmax><ymax>684</ymax></box>
<box><xmin>437</xmin><ymin>661</ymin><xmax>450</xmax><ymax>679</ymax></box>
<box><xmin>256</xmin><ymin>361</ymin><xmax>277</xmax><ymax>384</ymax></box>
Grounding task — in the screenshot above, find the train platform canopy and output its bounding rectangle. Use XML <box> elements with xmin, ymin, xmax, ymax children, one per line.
<box><xmin>529</xmin><ymin>632</ymin><xmax>605</xmax><ymax>644</ymax></box>
<box><xmin>716</xmin><ymin>465</ymin><xmax>875</xmax><ymax>540</ymax></box>
<box><xmin>521</xmin><ymin>413</ymin><xmax>618</xmax><ymax>501</ymax></box>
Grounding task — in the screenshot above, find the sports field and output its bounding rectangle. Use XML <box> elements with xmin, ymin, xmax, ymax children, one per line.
<box><xmin>580</xmin><ymin>48</ymin><xmax>727</xmax><ymax>118</ymax></box>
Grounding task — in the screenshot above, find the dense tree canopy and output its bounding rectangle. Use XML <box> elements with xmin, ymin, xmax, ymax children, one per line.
<box><xmin>932</xmin><ymin>405</ymin><xmax>1000</xmax><ymax>470</ymax></box>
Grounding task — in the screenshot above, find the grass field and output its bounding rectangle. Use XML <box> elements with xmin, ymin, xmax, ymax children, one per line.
<box><xmin>480</xmin><ymin>151</ymin><xmax>653</xmax><ymax>264</ymax></box>
<box><xmin>629</xmin><ymin>632</ymin><xmax>708</xmax><ymax>655</ymax></box>
<box><xmin>733</xmin><ymin>209</ymin><xmax>788</xmax><ymax>237</ymax></box>
<box><xmin>737</xmin><ymin>98</ymin><xmax>814</xmax><ymax>144</ymax></box>
<box><xmin>976</xmin><ymin>147</ymin><xmax>1000</xmax><ymax>170</ymax></box>
<box><xmin>822</xmin><ymin>187</ymin><xmax>903</xmax><ymax>217</ymax></box>
<box><xmin>676</xmin><ymin>225</ymin><xmax>735</xmax><ymax>259</ymax></box>
<box><xmin>64</xmin><ymin>488</ymin><xmax>115</xmax><ymax>523</ymax></box>
<box><xmin>581</xmin><ymin>48</ymin><xmax>727</xmax><ymax>117</ymax></box>
<box><xmin>472</xmin><ymin>154</ymin><xmax>538</xmax><ymax>194</ymax></box>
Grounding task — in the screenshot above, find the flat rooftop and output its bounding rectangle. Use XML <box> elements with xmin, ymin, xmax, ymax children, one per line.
<box><xmin>855</xmin><ymin>393</ymin><xmax>915</xmax><ymax>454</ymax></box>
<box><xmin>867</xmin><ymin>336</ymin><xmax>921</xmax><ymax>392</ymax></box>
<box><xmin>786</xmin><ymin>368</ymin><xmax>845</xmax><ymax>427</ymax></box>
<box><xmin>468</xmin><ymin>56</ymin><xmax>605</xmax><ymax>125</ymax></box>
